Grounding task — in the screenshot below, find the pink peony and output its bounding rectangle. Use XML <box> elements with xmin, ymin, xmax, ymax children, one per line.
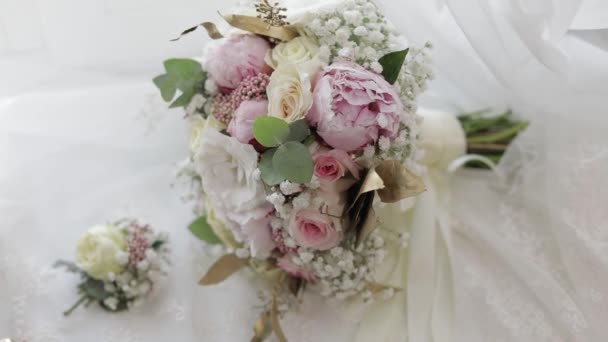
<box><xmin>206</xmin><ymin>34</ymin><xmax>271</xmax><ymax>89</ymax></box>
<box><xmin>307</xmin><ymin>62</ymin><xmax>403</xmax><ymax>152</ymax></box>
<box><xmin>227</xmin><ymin>100</ymin><xmax>268</xmax><ymax>144</ymax></box>
<box><xmin>277</xmin><ymin>253</ymin><xmax>316</xmax><ymax>281</ymax></box>
<box><xmin>288</xmin><ymin>208</ymin><xmax>343</xmax><ymax>251</ymax></box>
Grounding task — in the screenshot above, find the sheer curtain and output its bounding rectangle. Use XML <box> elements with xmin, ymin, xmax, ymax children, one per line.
<box><xmin>1</xmin><ymin>0</ymin><xmax>608</xmax><ymax>341</ymax></box>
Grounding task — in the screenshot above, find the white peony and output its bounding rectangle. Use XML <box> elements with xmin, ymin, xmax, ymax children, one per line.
<box><xmin>267</xmin><ymin>63</ymin><xmax>319</xmax><ymax>123</ymax></box>
<box><xmin>75</xmin><ymin>224</ymin><xmax>127</xmax><ymax>281</ymax></box>
<box><xmin>265</xmin><ymin>36</ymin><xmax>322</xmax><ymax>69</ymax></box>
<box><xmin>194</xmin><ymin>129</ymin><xmax>268</xmax><ymax>229</ymax></box>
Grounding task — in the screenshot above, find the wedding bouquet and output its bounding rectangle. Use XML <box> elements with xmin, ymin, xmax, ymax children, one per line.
<box><xmin>55</xmin><ymin>219</ymin><xmax>170</xmax><ymax>315</ymax></box>
<box><xmin>154</xmin><ymin>0</ymin><xmax>526</xmax><ymax>340</ymax></box>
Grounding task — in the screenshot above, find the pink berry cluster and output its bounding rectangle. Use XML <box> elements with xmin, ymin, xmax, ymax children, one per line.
<box><xmin>212</xmin><ymin>72</ymin><xmax>270</xmax><ymax>124</ymax></box>
<box><xmin>127</xmin><ymin>224</ymin><xmax>150</xmax><ymax>268</ymax></box>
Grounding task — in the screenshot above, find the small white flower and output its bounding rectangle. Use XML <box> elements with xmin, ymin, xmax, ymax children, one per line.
<box><xmin>186</xmin><ymin>94</ymin><xmax>206</xmax><ymax>116</ymax></box>
<box><xmin>292</xmin><ymin>192</ymin><xmax>312</xmax><ymax>210</ymax></box>
<box><xmin>252</xmin><ymin>168</ymin><xmax>261</xmax><ymax>181</ymax></box>
<box><xmin>103</xmin><ymin>297</ymin><xmax>119</xmax><ymax>311</ymax></box>
<box><xmin>204</xmin><ymin>78</ymin><xmax>218</xmax><ymax>95</ymax></box>
<box><xmin>339</xmin><ymin>47</ymin><xmax>354</xmax><ymax>59</ymax></box>
<box><xmin>326</xmin><ymin>18</ymin><xmax>342</xmax><ymax>31</ymax></box>
<box><xmin>115</xmin><ymin>251</ymin><xmax>129</xmax><ymax>267</ymax></box>
<box><xmin>368</xmin><ymin>30</ymin><xmax>384</xmax><ymax>43</ymax></box>
<box><xmin>343</xmin><ymin>11</ymin><xmax>362</xmax><ymax>25</ymax></box>
<box><xmin>363</xmin><ymin>145</ymin><xmax>376</xmax><ymax>159</ymax></box>
<box><xmin>353</xmin><ymin>26</ymin><xmax>368</xmax><ymax>36</ymax></box>
<box><xmin>279</xmin><ymin>180</ymin><xmax>302</xmax><ymax>195</ymax></box>
<box><xmin>267</xmin><ymin>192</ymin><xmax>286</xmax><ymax>206</ymax></box>
<box><xmin>370</xmin><ymin>61</ymin><xmax>383</xmax><ymax>74</ymax></box>
<box><xmin>335</xmin><ymin>27</ymin><xmax>351</xmax><ymax>43</ymax></box>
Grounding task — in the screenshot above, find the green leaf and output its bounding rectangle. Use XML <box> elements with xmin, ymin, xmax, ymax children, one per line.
<box><xmin>54</xmin><ymin>260</ymin><xmax>82</xmax><ymax>274</ymax></box>
<box><xmin>189</xmin><ymin>216</ymin><xmax>223</xmax><ymax>244</ymax></box>
<box><xmin>286</xmin><ymin>120</ymin><xmax>311</xmax><ymax>142</ymax></box>
<box><xmin>259</xmin><ymin>148</ymin><xmax>285</xmax><ymax>185</ymax></box>
<box><xmin>378</xmin><ymin>48</ymin><xmax>409</xmax><ymax>84</ymax></box>
<box><xmin>272</xmin><ymin>141</ymin><xmax>313</xmax><ymax>184</ymax></box>
<box><xmin>302</xmin><ymin>135</ymin><xmax>316</xmax><ymax>146</ymax></box>
<box><xmin>170</xmin><ymin>89</ymin><xmax>195</xmax><ymax>108</ymax></box>
<box><xmin>80</xmin><ymin>278</ymin><xmax>111</xmax><ymax>301</ymax></box>
<box><xmin>151</xmin><ymin>240</ymin><xmax>165</xmax><ymax>250</ymax></box>
<box><xmin>153</xmin><ymin>74</ymin><xmax>177</xmax><ymax>102</ymax></box>
<box><xmin>164</xmin><ymin>58</ymin><xmax>203</xmax><ymax>79</ymax></box>
<box><xmin>253</xmin><ymin>117</ymin><xmax>290</xmax><ymax>147</ymax></box>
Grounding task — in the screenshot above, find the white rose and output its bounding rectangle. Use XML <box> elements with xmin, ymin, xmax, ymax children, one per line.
<box><xmin>265</xmin><ymin>36</ymin><xmax>321</xmax><ymax>69</ymax></box>
<box><xmin>189</xmin><ymin>115</ymin><xmax>227</xmax><ymax>155</ymax></box>
<box><xmin>267</xmin><ymin>63</ymin><xmax>318</xmax><ymax>123</ymax></box>
<box><xmin>75</xmin><ymin>224</ymin><xmax>127</xmax><ymax>281</ymax></box>
<box><xmin>194</xmin><ymin>129</ymin><xmax>268</xmax><ymax>228</ymax></box>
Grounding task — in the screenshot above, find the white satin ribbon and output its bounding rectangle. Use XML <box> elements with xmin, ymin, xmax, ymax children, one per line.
<box><xmin>406</xmin><ymin>111</ymin><xmax>504</xmax><ymax>342</ymax></box>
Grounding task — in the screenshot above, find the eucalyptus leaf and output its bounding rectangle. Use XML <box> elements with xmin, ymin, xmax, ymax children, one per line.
<box><xmin>53</xmin><ymin>260</ymin><xmax>81</xmax><ymax>274</ymax></box>
<box><xmin>170</xmin><ymin>89</ymin><xmax>195</xmax><ymax>108</ymax></box>
<box><xmin>378</xmin><ymin>48</ymin><xmax>409</xmax><ymax>84</ymax></box>
<box><xmin>153</xmin><ymin>74</ymin><xmax>177</xmax><ymax>102</ymax></box>
<box><xmin>164</xmin><ymin>58</ymin><xmax>203</xmax><ymax>79</ymax></box>
<box><xmin>80</xmin><ymin>278</ymin><xmax>111</xmax><ymax>301</ymax></box>
<box><xmin>253</xmin><ymin>117</ymin><xmax>290</xmax><ymax>147</ymax></box>
<box><xmin>272</xmin><ymin>142</ymin><xmax>313</xmax><ymax>184</ymax></box>
<box><xmin>286</xmin><ymin>120</ymin><xmax>311</xmax><ymax>142</ymax></box>
<box><xmin>189</xmin><ymin>216</ymin><xmax>222</xmax><ymax>244</ymax></box>
<box><xmin>259</xmin><ymin>149</ymin><xmax>285</xmax><ymax>186</ymax></box>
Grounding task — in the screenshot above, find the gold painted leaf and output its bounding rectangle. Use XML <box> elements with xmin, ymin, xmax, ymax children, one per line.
<box><xmin>367</xmin><ymin>282</ymin><xmax>403</xmax><ymax>294</ymax></box>
<box><xmin>270</xmin><ymin>297</ymin><xmax>288</xmax><ymax>342</ymax></box>
<box><xmin>201</xmin><ymin>22</ymin><xmax>224</xmax><ymax>39</ymax></box>
<box><xmin>375</xmin><ymin>160</ymin><xmax>426</xmax><ymax>203</ymax></box>
<box><xmin>222</xmin><ymin>14</ymin><xmax>299</xmax><ymax>42</ymax></box>
<box><xmin>198</xmin><ymin>254</ymin><xmax>247</xmax><ymax>286</ymax></box>
<box><xmin>356</xmin><ymin>206</ymin><xmax>377</xmax><ymax>247</ymax></box>
<box><xmin>251</xmin><ymin>311</ymin><xmax>272</xmax><ymax>342</ymax></box>
<box><xmin>348</xmin><ymin>168</ymin><xmax>385</xmax><ymax>211</ymax></box>
<box><xmin>170</xmin><ymin>22</ymin><xmax>224</xmax><ymax>41</ymax></box>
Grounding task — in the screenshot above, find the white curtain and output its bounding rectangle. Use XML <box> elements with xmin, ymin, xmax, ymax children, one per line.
<box><xmin>1</xmin><ymin>0</ymin><xmax>607</xmax><ymax>341</ymax></box>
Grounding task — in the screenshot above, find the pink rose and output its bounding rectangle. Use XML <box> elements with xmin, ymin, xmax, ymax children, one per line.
<box><xmin>313</xmin><ymin>149</ymin><xmax>360</xmax><ymax>182</ymax></box>
<box><xmin>289</xmin><ymin>209</ymin><xmax>343</xmax><ymax>251</ymax></box>
<box><xmin>277</xmin><ymin>253</ymin><xmax>316</xmax><ymax>281</ymax></box>
<box><xmin>206</xmin><ymin>34</ymin><xmax>271</xmax><ymax>89</ymax></box>
<box><xmin>307</xmin><ymin>62</ymin><xmax>403</xmax><ymax>152</ymax></box>
<box><xmin>227</xmin><ymin>100</ymin><xmax>268</xmax><ymax>144</ymax></box>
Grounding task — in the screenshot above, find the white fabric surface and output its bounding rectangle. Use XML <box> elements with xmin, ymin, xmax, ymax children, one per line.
<box><xmin>1</xmin><ymin>0</ymin><xmax>608</xmax><ymax>341</ymax></box>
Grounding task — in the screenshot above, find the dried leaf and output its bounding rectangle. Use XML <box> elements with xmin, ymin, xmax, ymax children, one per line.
<box><xmin>251</xmin><ymin>311</ymin><xmax>272</xmax><ymax>342</ymax></box>
<box><xmin>199</xmin><ymin>254</ymin><xmax>247</xmax><ymax>285</ymax></box>
<box><xmin>270</xmin><ymin>297</ymin><xmax>288</xmax><ymax>342</ymax></box>
<box><xmin>356</xmin><ymin>206</ymin><xmax>377</xmax><ymax>247</ymax></box>
<box><xmin>201</xmin><ymin>22</ymin><xmax>224</xmax><ymax>39</ymax></box>
<box><xmin>170</xmin><ymin>22</ymin><xmax>224</xmax><ymax>41</ymax></box>
<box><xmin>286</xmin><ymin>276</ymin><xmax>303</xmax><ymax>297</ymax></box>
<box><xmin>348</xmin><ymin>168</ymin><xmax>385</xmax><ymax>211</ymax></box>
<box><xmin>375</xmin><ymin>160</ymin><xmax>426</xmax><ymax>203</ymax></box>
<box><xmin>222</xmin><ymin>14</ymin><xmax>299</xmax><ymax>42</ymax></box>
<box><xmin>367</xmin><ymin>282</ymin><xmax>403</xmax><ymax>294</ymax></box>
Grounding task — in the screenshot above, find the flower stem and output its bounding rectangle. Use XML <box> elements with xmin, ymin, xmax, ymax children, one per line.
<box><xmin>467</xmin><ymin>121</ymin><xmax>529</xmax><ymax>144</ymax></box>
<box><xmin>63</xmin><ymin>295</ymin><xmax>89</xmax><ymax>316</ymax></box>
